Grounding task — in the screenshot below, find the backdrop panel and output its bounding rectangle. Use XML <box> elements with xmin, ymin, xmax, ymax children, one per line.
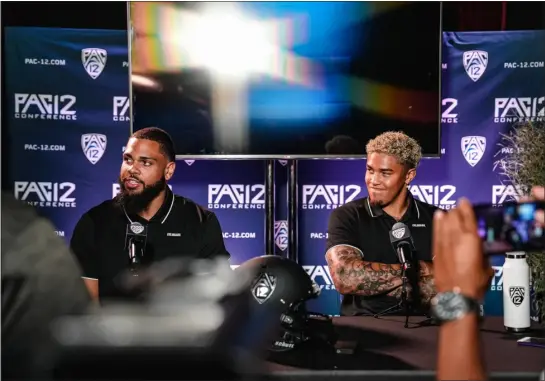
<box><xmin>168</xmin><ymin>159</ymin><xmax>266</xmax><ymax>265</ymax></box>
<box><xmin>297</xmin><ymin>30</ymin><xmax>545</xmax><ymax>316</ymax></box>
<box><xmin>4</xmin><ymin>27</ymin><xmax>131</xmax><ymax>240</ymax></box>
<box><xmin>5</xmin><ymin>28</ymin><xmax>544</xmax><ymax>317</ymax></box>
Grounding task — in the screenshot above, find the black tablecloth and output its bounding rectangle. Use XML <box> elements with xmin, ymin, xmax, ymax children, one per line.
<box><xmin>266</xmin><ymin>316</ymin><xmax>545</xmax><ymax>372</ymax></box>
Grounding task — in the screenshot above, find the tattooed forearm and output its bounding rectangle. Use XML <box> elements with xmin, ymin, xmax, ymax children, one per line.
<box><xmin>419</xmin><ymin>275</ymin><xmax>437</xmax><ymax>305</ymax></box>
<box><xmin>386</xmin><ymin>275</ymin><xmax>437</xmax><ymax>304</ymax></box>
<box><xmin>325</xmin><ymin>245</ymin><xmax>403</xmax><ymax>296</ymax></box>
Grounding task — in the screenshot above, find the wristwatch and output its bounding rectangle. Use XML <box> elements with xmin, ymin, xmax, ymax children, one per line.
<box><xmin>431</xmin><ymin>287</ymin><xmax>482</xmax><ymax>323</ymax></box>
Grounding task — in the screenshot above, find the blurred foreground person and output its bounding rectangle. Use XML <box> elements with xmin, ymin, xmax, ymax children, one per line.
<box><xmin>432</xmin><ymin>198</ymin><xmax>494</xmax><ymax>381</ymax></box>
<box><xmin>2</xmin><ymin>193</ymin><xmax>91</xmax><ymax>380</ymax></box>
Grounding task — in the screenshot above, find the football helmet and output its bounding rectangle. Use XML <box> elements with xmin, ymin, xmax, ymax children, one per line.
<box><xmin>235</xmin><ymin>255</ymin><xmax>335</xmax><ymax>352</ymax></box>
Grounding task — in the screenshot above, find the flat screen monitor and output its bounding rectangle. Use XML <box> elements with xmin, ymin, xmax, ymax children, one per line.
<box><xmin>129</xmin><ymin>1</ymin><xmax>442</xmax><ymax>158</ymax></box>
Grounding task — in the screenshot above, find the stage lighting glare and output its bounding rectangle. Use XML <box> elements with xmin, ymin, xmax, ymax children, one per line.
<box><xmin>184</xmin><ymin>10</ymin><xmax>275</xmax><ymax>78</ymax></box>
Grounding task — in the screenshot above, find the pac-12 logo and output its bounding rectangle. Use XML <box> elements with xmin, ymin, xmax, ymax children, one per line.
<box><xmin>113</xmin><ymin>96</ymin><xmax>130</xmax><ymax>122</ymax></box>
<box><xmin>274</xmin><ymin>220</ymin><xmax>288</xmax><ymax>251</ymax></box>
<box><xmin>82</xmin><ymin>48</ymin><xmax>107</xmax><ymax>79</ymax></box>
<box><xmin>461</xmin><ymin>136</ymin><xmax>486</xmax><ymax>167</ymax></box>
<box><xmin>129</xmin><ymin>222</ymin><xmax>145</xmax><ymax>235</ymax></box>
<box><xmin>409</xmin><ymin>185</ymin><xmax>457</xmax><ymax>209</ymax></box>
<box><xmin>302</xmin><ymin>266</ymin><xmax>335</xmax><ymax>291</ymax></box>
<box><xmin>81</xmin><ymin>134</ymin><xmax>107</xmax><ymax>165</ymax></box>
<box><xmin>392</xmin><ymin>227</ymin><xmax>405</xmax><ymax>239</ymax></box>
<box><xmin>251</xmin><ymin>273</ymin><xmax>276</xmax><ymax>304</ymax></box>
<box><xmin>509</xmin><ymin>286</ymin><xmax>525</xmax><ymax>307</ymax></box>
<box><xmin>14</xmin><ymin>181</ymin><xmax>76</xmax><ymax>208</ymax></box>
<box><xmin>301</xmin><ymin>185</ymin><xmax>361</xmax><ymax>210</ymax></box>
<box><xmin>14</xmin><ymin>93</ymin><xmax>77</xmax><ymax>121</ymax></box>
<box><xmin>494</xmin><ymin>97</ymin><xmax>545</xmax><ymax>124</ymax></box>
<box><xmin>463</xmin><ymin>50</ymin><xmax>488</xmax><ymax>82</ymax></box>
<box><xmin>207</xmin><ymin>184</ymin><xmax>265</xmax><ymax>210</ymax></box>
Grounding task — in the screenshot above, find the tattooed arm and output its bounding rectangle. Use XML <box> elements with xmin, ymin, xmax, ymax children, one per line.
<box><xmin>419</xmin><ymin>276</ymin><xmax>437</xmax><ymax>305</ymax></box>
<box><xmin>325</xmin><ymin>245</ymin><xmax>403</xmax><ymax>296</ymax></box>
<box><xmin>388</xmin><ymin>263</ymin><xmax>437</xmax><ymax>304</ymax></box>
<box><xmin>325</xmin><ymin>205</ymin><xmax>406</xmax><ymax>296</ymax></box>
<box><xmin>325</xmin><ymin>243</ymin><xmax>437</xmax><ymax>299</ymax></box>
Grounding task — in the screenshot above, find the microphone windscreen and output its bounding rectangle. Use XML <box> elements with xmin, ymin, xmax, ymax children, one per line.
<box><xmin>390</xmin><ymin>222</ymin><xmax>411</xmax><ymax>243</ymax></box>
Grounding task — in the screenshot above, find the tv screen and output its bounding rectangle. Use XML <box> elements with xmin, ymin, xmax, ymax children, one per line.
<box><xmin>129</xmin><ymin>1</ymin><xmax>442</xmax><ymax>158</ymax></box>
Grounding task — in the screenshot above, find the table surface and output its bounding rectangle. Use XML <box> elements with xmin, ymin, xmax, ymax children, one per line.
<box><xmin>266</xmin><ymin>316</ymin><xmax>545</xmax><ymax>373</ymax></box>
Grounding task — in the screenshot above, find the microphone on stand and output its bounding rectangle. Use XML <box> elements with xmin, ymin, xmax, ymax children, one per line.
<box><xmin>389</xmin><ymin>222</ymin><xmax>415</xmax><ymax>270</ymax></box>
<box><xmin>389</xmin><ymin>222</ymin><xmax>420</xmax><ymax>327</ymax></box>
<box><xmin>125</xmin><ymin>222</ymin><xmax>148</xmax><ymax>275</ymax></box>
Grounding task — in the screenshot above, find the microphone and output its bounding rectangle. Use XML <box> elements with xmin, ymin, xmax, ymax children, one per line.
<box><xmin>125</xmin><ymin>222</ymin><xmax>148</xmax><ymax>271</ymax></box>
<box><xmin>389</xmin><ymin>222</ymin><xmax>415</xmax><ymax>269</ymax></box>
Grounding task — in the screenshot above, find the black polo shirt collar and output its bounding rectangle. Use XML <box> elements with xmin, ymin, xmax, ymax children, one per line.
<box><xmin>365</xmin><ymin>192</ymin><xmax>421</xmax><ymax>221</ymax></box>
<box><xmin>122</xmin><ymin>187</ymin><xmax>176</xmax><ymax>225</ymax></box>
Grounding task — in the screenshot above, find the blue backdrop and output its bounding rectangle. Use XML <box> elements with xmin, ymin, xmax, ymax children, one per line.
<box><xmin>5</xmin><ymin>27</ymin><xmax>545</xmax><ymax>317</ymax></box>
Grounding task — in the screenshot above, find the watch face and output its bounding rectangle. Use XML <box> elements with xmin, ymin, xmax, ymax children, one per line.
<box><xmin>433</xmin><ymin>292</ymin><xmax>468</xmax><ymax>321</ymax></box>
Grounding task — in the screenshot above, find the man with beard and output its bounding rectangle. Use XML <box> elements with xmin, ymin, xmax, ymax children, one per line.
<box><xmin>70</xmin><ymin>127</ymin><xmax>230</xmax><ymax>302</ymax></box>
<box><xmin>325</xmin><ymin>131</ymin><xmax>439</xmax><ymax>316</ymax></box>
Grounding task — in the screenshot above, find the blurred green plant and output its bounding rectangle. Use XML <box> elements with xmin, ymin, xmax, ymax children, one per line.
<box><xmin>497</xmin><ymin>121</ymin><xmax>545</xmax><ymax>323</ymax></box>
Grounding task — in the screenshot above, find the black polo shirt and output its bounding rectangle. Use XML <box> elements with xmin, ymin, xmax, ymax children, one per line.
<box><xmin>70</xmin><ymin>188</ymin><xmax>230</xmax><ymax>300</ymax></box>
<box><xmin>326</xmin><ymin>194</ymin><xmax>438</xmax><ymax>316</ymax></box>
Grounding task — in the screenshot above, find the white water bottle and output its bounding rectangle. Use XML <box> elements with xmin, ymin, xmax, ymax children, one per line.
<box><xmin>503</xmin><ymin>252</ymin><xmax>531</xmax><ymax>332</ymax></box>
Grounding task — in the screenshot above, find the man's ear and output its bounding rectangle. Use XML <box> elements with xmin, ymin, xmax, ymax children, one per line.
<box><xmin>165</xmin><ymin>162</ymin><xmax>176</xmax><ymax>181</ymax></box>
<box><xmin>405</xmin><ymin>167</ymin><xmax>416</xmax><ymax>186</ymax></box>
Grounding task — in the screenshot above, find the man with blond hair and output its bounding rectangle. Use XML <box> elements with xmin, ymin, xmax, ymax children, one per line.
<box><xmin>325</xmin><ymin>131</ymin><xmax>438</xmax><ymax>316</ymax></box>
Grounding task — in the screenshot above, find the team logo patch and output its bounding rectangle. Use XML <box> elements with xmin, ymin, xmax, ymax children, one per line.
<box><xmin>251</xmin><ymin>273</ymin><xmax>277</xmax><ymax>304</ymax></box>
<box><xmin>274</xmin><ymin>220</ymin><xmax>288</xmax><ymax>251</ymax></box>
<box><xmin>392</xmin><ymin>228</ymin><xmax>405</xmax><ymax>239</ymax></box>
<box><xmin>82</xmin><ymin>48</ymin><xmax>107</xmax><ymax>79</ymax></box>
<box><xmin>81</xmin><ymin>133</ymin><xmax>107</xmax><ymax>164</ymax></box>
<box><xmin>461</xmin><ymin>136</ymin><xmax>486</xmax><ymax>167</ymax></box>
<box><xmin>509</xmin><ymin>286</ymin><xmax>525</xmax><ymax>307</ymax></box>
<box><xmin>463</xmin><ymin>50</ymin><xmax>488</xmax><ymax>82</ymax></box>
<box><xmin>184</xmin><ymin>160</ymin><xmax>195</xmax><ymax>166</ymax></box>
<box><xmin>278</xmin><ymin>160</ymin><xmax>288</xmax><ymax>166</ymax></box>
<box><xmin>130</xmin><ymin>222</ymin><xmax>145</xmax><ymax>235</ymax></box>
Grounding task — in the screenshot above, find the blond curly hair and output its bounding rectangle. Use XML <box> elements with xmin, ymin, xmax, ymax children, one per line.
<box><xmin>366</xmin><ymin>131</ymin><xmax>422</xmax><ymax>169</ymax></box>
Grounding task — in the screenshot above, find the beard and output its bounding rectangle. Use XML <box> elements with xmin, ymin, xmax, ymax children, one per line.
<box><xmin>369</xmin><ymin>184</ymin><xmax>406</xmax><ymax>208</ymax></box>
<box><xmin>115</xmin><ymin>176</ymin><xmax>167</xmax><ymax>215</ymax></box>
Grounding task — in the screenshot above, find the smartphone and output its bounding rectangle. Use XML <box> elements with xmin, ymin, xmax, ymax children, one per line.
<box><xmin>473</xmin><ymin>201</ymin><xmax>545</xmax><ymax>255</ymax></box>
<box><xmin>517</xmin><ymin>336</ymin><xmax>545</xmax><ymax>349</ymax></box>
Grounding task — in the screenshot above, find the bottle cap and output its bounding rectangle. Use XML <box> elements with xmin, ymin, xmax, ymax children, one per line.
<box><xmin>505</xmin><ymin>251</ymin><xmax>526</xmax><ymax>259</ymax></box>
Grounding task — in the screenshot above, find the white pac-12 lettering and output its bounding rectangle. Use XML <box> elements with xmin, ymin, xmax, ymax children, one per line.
<box><xmin>492</xmin><ymin>185</ymin><xmax>522</xmax><ymax>205</ymax></box>
<box><xmin>208</xmin><ymin>184</ymin><xmax>265</xmax><ymax>204</ymax></box>
<box><xmin>490</xmin><ymin>266</ymin><xmax>503</xmax><ymax>291</ymax></box>
<box><xmin>14</xmin><ymin>181</ymin><xmax>76</xmax><ymax>202</ymax></box>
<box><xmin>494</xmin><ymin>97</ymin><xmax>544</xmax><ymax>119</ymax></box>
<box><xmin>409</xmin><ymin>185</ymin><xmax>456</xmax><ymax>207</ymax></box>
<box><xmin>112</xmin><ymin>183</ymin><xmax>172</xmax><ymax>198</ymax></box>
<box><xmin>301</xmin><ymin>185</ymin><xmax>361</xmax><ymax>205</ymax></box>
<box><xmin>113</xmin><ymin>96</ymin><xmax>130</xmax><ymax>121</ymax></box>
<box><xmin>441</xmin><ymin>98</ymin><xmax>458</xmax><ymax>123</ymax></box>
<box><xmin>14</xmin><ymin>94</ymin><xmax>76</xmax><ymax>116</ymax></box>
<box><xmin>303</xmin><ymin>265</ymin><xmax>336</xmax><ymax>290</ymax></box>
